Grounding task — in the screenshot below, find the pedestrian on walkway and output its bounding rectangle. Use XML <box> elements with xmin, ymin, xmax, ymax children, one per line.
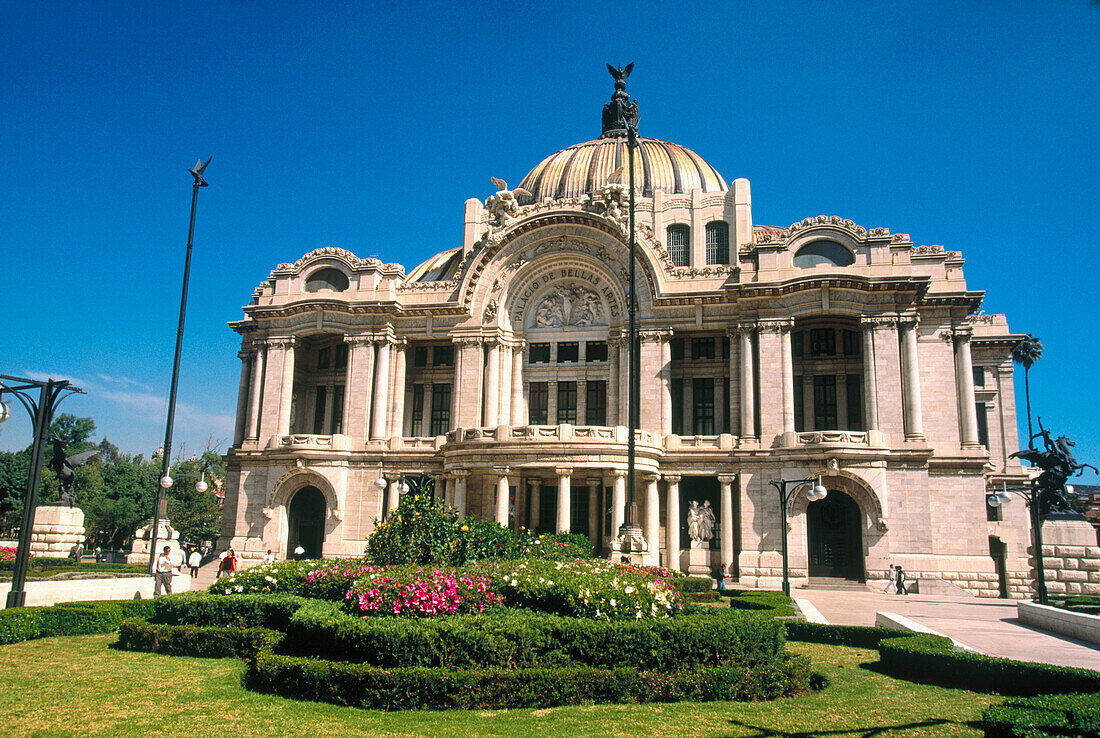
<box><xmin>884</xmin><ymin>565</ymin><xmax>896</xmax><ymax>594</ymax></box>
<box><xmin>154</xmin><ymin>546</ymin><xmax>174</xmax><ymax>597</ymax></box>
<box><xmin>896</xmin><ymin>566</ymin><xmax>908</xmax><ymax>595</ymax></box>
<box><xmin>187</xmin><ymin>548</ymin><xmax>202</xmax><ymax>578</ymax></box>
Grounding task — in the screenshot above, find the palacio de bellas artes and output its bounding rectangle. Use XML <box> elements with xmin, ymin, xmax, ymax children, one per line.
<box><xmin>220</xmin><ymin>68</ymin><xmax>1051</xmax><ymax>600</ymax></box>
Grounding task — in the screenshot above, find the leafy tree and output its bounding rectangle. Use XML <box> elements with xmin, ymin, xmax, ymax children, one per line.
<box><xmin>166</xmin><ymin>450</ymin><xmax>225</xmax><ymax>545</ymax></box>
<box><xmin>1011</xmin><ymin>334</ymin><xmax>1044</xmax><ymax>443</ymax></box>
<box><xmin>0</xmin><ymin>449</ymin><xmax>31</xmax><ymax>536</ymax></box>
<box><xmin>48</xmin><ymin>414</ymin><xmax>96</xmax><ymax>454</ymax></box>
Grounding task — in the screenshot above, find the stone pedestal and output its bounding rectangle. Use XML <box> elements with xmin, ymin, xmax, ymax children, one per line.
<box><xmin>1036</xmin><ymin>519</ymin><xmax>1100</xmax><ymax>597</ymax></box>
<box><xmin>609</xmin><ymin>525</ymin><xmax>649</xmax><ymax>566</ymax></box>
<box><xmin>29</xmin><ymin>505</ymin><xmax>86</xmax><ymax>558</ymax></box>
<box><xmin>127</xmin><ymin>519</ymin><xmax>183</xmax><ymax>568</ymax></box>
<box><xmin>684</xmin><ymin>546</ymin><xmax>714</xmax><ymax>577</ymax></box>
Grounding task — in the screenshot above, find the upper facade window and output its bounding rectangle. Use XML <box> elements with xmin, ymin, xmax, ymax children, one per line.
<box><xmin>667</xmin><ymin>224</ymin><xmax>690</xmax><ymax>267</ymax></box>
<box><xmin>305</xmin><ymin>267</ymin><xmax>350</xmax><ymax>292</ymax></box>
<box><xmin>793</xmin><ymin>240</ymin><xmax>855</xmax><ymax>268</ymax></box>
<box><xmin>705</xmin><ymin>221</ymin><xmax>729</xmax><ymax>265</ymax></box>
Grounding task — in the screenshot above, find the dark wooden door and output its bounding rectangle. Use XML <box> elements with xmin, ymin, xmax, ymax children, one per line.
<box><xmin>807</xmin><ymin>491</ymin><xmax>863</xmax><ymax>580</ymax></box>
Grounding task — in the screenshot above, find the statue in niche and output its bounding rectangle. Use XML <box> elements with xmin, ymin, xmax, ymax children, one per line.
<box><xmin>687</xmin><ymin>500</ymin><xmax>715</xmax><ymax>548</ymax></box>
<box><xmin>531</xmin><ymin>284</ymin><xmax>603</xmax><ymax>328</ymax></box>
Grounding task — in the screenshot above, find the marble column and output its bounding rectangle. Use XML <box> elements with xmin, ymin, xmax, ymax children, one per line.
<box><xmin>494</xmin><ymin>467</ymin><xmax>510</xmax><ymax>525</ymax></box>
<box><xmin>861</xmin><ymin>319</ymin><xmax>880</xmax><ymax>431</ymax></box>
<box><xmin>389</xmin><ymin>340</ymin><xmax>407</xmax><ymax>437</ymax></box>
<box><xmin>528</xmin><ymin>478</ymin><xmax>542</xmax><ymax>532</ymax></box>
<box><xmin>664</xmin><ymin>474</ymin><xmax>681</xmax><ymax>572</ymax></box>
<box><xmin>608</xmin><ymin>332</ymin><xmax>620</xmax><ymax>426</ymax></box>
<box><xmin>497</xmin><ymin>341</ymin><xmax>511</xmax><ymax>425</ymax></box>
<box><xmin>370</xmin><ymin>338</ymin><xmax>392</xmax><ymax>439</ymax></box>
<box><xmin>510</xmin><ymin>343</ymin><xmax>525</xmax><ymax>425</ymax></box>
<box><xmin>233</xmin><ymin>350</ymin><xmax>251</xmax><ymax>446</ymax></box>
<box><xmin>644</xmin><ymin>475</ymin><xmax>660</xmax><ymax>566</ymax></box>
<box><xmin>718</xmin><ymin>474</ymin><xmax>736</xmax><ymax>576</ymax></box>
<box><xmin>738</xmin><ymin>326</ymin><xmax>756</xmax><ymax>439</ymax></box>
<box><xmin>556</xmin><ymin>467</ymin><xmax>572</xmax><ymax>533</ymax></box>
<box><xmin>277</xmin><ymin>339</ymin><xmax>297</xmax><ymax>435</ymax></box>
<box><xmin>385</xmin><ymin>477</ymin><xmax>401</xmax><ymax>517</ymax></box>
<box><xmin>611</xmin><ymin>470</ymin><xmax>626</xmax><ymax>535</ymax></box>
<box><xmin>483</xmin><ymin>339</ymin><xmax>500</xmax><ymax>427</ymax></box>
<box><xmin>727</xmin><ymin>328</ymin><xmax>739</xmax><ymax>437</ymax></box>
<box><xmin>660</xmin><ymin>333</ymin><xmax>673</xmax><ymax>436</ymax></box>
<box><xmin>344</xmin><ymin>336</ymin><xmax>375</xmax><ymax>440</ymax></box>
<box><xmin>453</xmin><ymin>471</ymin><xmax>468</xmax><ymax>519</ymax></box>
<box><xmin>780</xmin><ymin>326</ymin><xmax>795</xmax><ymax>434</ymax></box>
<box><xmin>245</xmin><ymin>341</ymin><xmax>265</xmax><ymax>440</ymax></box>
<box><xmin>587</xmin><ymin>478</ymin><xmax>600</xmax><ymax>548</ymax></box>
<box><xmin>714</xmin><ymin>376</ymin><xmax>725</xmax><ymax>435</ymax></box>
<box><xmin>421</xmin><ymin>383</ymin><xmax>434</xmax><ymax>436</ymax></box>
<box><xmin>954</xmin><ymin>328</ymin><xmax>980</xmax><ymax>447</ymax></box>
<box><xmin>901</xmin><ymin>318</ymin><xmax>925</xmax><ymax>440</ymax></box>
<box><xmin>259</xmin><ymin>338</ymin><xmax>293</xmax><ymax>444</ymax></box>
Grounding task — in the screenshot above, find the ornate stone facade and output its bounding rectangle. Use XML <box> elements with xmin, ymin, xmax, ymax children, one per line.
<box><xmin>220</xmin><ymin>79</ymin><xmax>1039</xmax><ymax>598</ymax></box>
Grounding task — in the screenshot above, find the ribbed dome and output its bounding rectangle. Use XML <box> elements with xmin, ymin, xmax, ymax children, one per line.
<box><xmin>517</xmin><ymin>135</ymin><xmax>727</xmax><ymax>202</ymax></box>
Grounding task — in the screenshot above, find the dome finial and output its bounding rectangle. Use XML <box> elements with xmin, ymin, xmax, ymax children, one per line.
<box><xmin>601</xmin><ymin>63</ymin><xmax>639</xmax><ymax>138</ymax></box>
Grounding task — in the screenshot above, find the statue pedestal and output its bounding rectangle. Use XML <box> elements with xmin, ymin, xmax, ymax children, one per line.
<box><xmin>30</xmin><ymin>505</ymin><xmax>86</xmax><ymax>558</ymax></box>
<box><xmin>609</xmin><ymin>525</ymin><xmax>649</xmax><ymax>566</ymax></box>
<box><xmin>1037</xmin><ymin>518</ymin><xmax>1100</xmax><ymax>597</ymax></box>
<box><xmin>127</xmin><ymin>519</ymin><xmax>183</xmax><ymax>568</ymax></box>
<box><xmin>685</xmin><ymin>546</ymin><xmax>714</xmax><ymax>577</ymax></box>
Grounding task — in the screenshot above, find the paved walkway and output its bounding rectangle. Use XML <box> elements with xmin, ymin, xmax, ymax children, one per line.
<box><xmin>792</xmin><ymin>586</ymin><xmax>1100</xmax><ymax>671</ymax></box>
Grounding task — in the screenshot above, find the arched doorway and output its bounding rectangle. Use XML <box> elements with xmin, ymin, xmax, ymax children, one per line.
<box><xmin>807</xmin><ymin>489</ymin><xmax>864</xmax><ymax>580</ymax></box>
<box><xmin>287</xmin><ymin>486</ymin><xmax>326</xmax><ymax>560</ymax></box>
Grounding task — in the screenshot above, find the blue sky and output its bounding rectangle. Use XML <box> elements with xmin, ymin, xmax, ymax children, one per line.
<box><xmin>1</xmin><ymin>2</ymin><xmax>1097</xmax><ymax>482</ymax></box>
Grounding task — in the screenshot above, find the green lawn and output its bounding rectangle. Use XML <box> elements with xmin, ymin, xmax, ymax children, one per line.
<box><xmin>0</xmin><ymin>634</ymin><xmax>997</xmax><ymax>737</ymax></box>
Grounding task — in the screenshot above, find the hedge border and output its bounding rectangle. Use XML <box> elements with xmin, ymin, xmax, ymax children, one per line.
<box><xmin>151</xmin><ymin>592</ymin><xmax>309</xmax><ymax>630</ymax></box>
<box><xmin>0</xmin><ymin>599</ymin><xmax>156</xmax><ymax>645</ymax></box>
<box><xmin>981</xmin><ymin>692</ymin><xmax>1100</xmax><ymax>737</ymax></box>
<box><xmin>115</xmin><ymin>618</ymin><xmax>282</xmax><ymax>659</ymax></box>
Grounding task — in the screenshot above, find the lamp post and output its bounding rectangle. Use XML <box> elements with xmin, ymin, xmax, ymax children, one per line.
<box><xmin>0</xmin><ymin>375</ymin><xmax>84</xmax><ymax>608</ymax></box>
<box><xmin>987</xmin><ymin>482</ymin><xmax>1049</xmax><ymax>605</ymax></box>
<box><xmin>768</xmin><ymin>476</ymin><xmax>828</xmax><ymax>596</ymax></box>
<box><xmin>149</xmin><ymin>157</ymin><xmax>211</xmax><ymax>574</ymax></box>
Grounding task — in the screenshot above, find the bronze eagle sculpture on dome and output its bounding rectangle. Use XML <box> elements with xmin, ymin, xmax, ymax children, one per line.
<box><xmin>486</xmin><ymin>177</ymin><xmax>532</xmax><ymax>225</ymax></box>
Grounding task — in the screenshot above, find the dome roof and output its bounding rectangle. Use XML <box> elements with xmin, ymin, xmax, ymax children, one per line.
<box><xmin>517</xmin><ymin>135</ymin><xmax>727</xmax><ymax>202</ymax></box>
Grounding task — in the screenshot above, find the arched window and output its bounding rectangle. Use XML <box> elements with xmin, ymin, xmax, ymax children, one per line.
<box><xmin>305</xmin><ymin>268</ymin><xmax>350</xmax><ymax>292</ymax></box>
<box><xmin>705</xmin><ymin>221</ymin><xmax>729</xmax><ymax>265</ymax></box>
<box><xmin>793</xmin><ymin>240</ymin><xmax>855</xmax><ymax>268</ymax></box>
<box><xmin>666</xmin><ymin>224</ymin><xmax>690</xmax><ymax>266</ymax></box>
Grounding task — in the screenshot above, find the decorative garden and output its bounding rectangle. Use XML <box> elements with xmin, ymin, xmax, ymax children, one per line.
<box><xmin>2</xmin><ymin>494</ymin><xmax>1100</xmax><ymax>734</ymax></box>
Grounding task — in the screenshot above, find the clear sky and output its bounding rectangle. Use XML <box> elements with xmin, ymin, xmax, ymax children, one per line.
<box><xmin>2</xmin><ymin>2</ymin><xmax>1097</xmax><ymax>482</ymax></box>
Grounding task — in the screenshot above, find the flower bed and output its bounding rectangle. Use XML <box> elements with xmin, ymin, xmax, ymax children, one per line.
<box><xmin>347</xmin><ymin>568</ymin><xmax>502</xmax><ymax>617</ymax></box>
<box><xmin>208</xmin><ymin>559</ymin><xmax>380</xmax><ymax>600</ymax></box>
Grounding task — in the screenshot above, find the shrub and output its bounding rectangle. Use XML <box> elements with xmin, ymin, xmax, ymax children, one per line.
<box><xmin>151</xmin><ymin>592</ymin><xmax>309</xmax><ymax>630</ymax></box>
<box><xmin>346</xmin><ymin>567</ymin><xmax>503</xmax><ymax>617</ymax></box>
<box><xmin>675</xmin><ymin>577</ymin><xmax>715</xmax><ymax>593</ymax></box>
<box><xmin>475</xmin><ymin>559</ymin><xmax>683</xmax><ymax>621</ymax></box>
<box><xmin>0</xmin><ymin>599</ymin><xmax>156</xmax><ymax>645</ymax></box>
<box><xmin>207</xmin><ymin>559</ymin><xmax>368</xmax><ymax>599</ymax></box>
<box><xmin>982</xmin><ymin>692</ymin><xmax>1100</xmax><ymax>737</ymax></box>
<box><xmin>516</xmin><ymin>531</ymin><xmax>593</xmax><ymax>560</ymax></box>
<box><xmin>784</xmin><ymin>622</ymin><xmax>912</xmax><ymax>648</ymax></box>
<box><xmin>366</xmin><ymin>494</ymin><xmax>518</xmax><ymax>566</ymax></box>
<box><xmin>245</xmin><ymin>651</ymin><xmax>812</xmax><ymax>709</ymax></box>
<box><xmin>116</xmin><ymin>618</ymin><xmax>282</xmax><ymax>659</ymax></box>
<box><xmin>723</xmin><ymin>590</ymin><xmax>798</xmax><ymax>617</ymax></box>
<box><xmin>282</xmin><ymin>601</ymin><xmax>785</xmax><ymax>670</ymax></box>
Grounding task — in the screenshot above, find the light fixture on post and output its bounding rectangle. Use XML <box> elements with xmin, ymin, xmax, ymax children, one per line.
<box><xmin>987</xmin><ymin>482</ymin><xmax>1048</xmax><ymax>605</ymax></box>
<box><xmin>768</xmin><ymin>475</ymin><xmax>829</xmax><ymax>596</ymax></box>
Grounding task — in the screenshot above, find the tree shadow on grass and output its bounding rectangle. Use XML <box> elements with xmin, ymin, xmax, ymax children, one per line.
<box><xmin>724</xmin><ymin>716</ymin><xmax>980</xmax><ymax>737</ymax></box>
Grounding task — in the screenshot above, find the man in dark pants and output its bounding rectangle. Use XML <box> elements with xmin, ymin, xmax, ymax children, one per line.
<box><xmin>153</xmin><ymin>545</ymin><xmax>174</xmax><ymax>597</ymax></box>
<box><xmin>895</xmin><ymin>566</ymin><xmax>909</xmax><ymax>595</ymax></box>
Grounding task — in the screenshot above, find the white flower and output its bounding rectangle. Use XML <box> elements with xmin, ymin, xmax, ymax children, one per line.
<box><xmin>610</xmin><ymin>599</ymin><xmax>617</xmax><ymax>607</ymax></box>
<box><xmin>234</xmin><ymin>585</ymin><xmax>244</xmax><ymax>593</ymax></box>
<box><xmin>636</xmin><ymin>611</ymin><xmax>643</xmax><ymax>619</ymax></box>
<box><xmin>624</xmin><ymin>585</ymin><xmax>635</xmax><ymax>594</ymax></box>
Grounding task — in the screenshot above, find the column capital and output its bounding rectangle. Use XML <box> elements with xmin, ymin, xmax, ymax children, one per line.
<box><xmin>642</xmin><ymin>472</ymin><xmax>660</xmax><ymax>482</ymax></box>
<box><xmin>757</xmin><ymin>319</ymin><xmax>794</xmax><ymax>334</ymax></box>
<box><xmin>392</xmin><ymin>338</ymin><xmax>409</xmax><ymax>352</ymax></box>
<box><xmin>452</xmin><ymin>336</ymin><xmax>483</xmax><ymax>347</ymax></box>
<box><xmin>586</xmin><ymin>477</ymin><xmax>602</xmax><ymax>487</ymax></box>
<box><xmin>717</xmin><ymin>474</ymin><xmax>737</xmax><ymax>485</ymax></box>
<box><xmin>452</xmin><ymin>469</ymin><xmax>469</xmax><ymax>479</ymax></box>
<box><xmin>265</xmin><ymin>335</ymin><xmax>298</xmax><ymax>349</ymax></box>
<box><xmin>638</xmin><ymin>329</ymin><xmax>673</xmax><ymax>343</ymax></box>
<box><xmin>860</xmin><ymin>316</ymin><xmax>898</xmax><ymax>330</ymax></box>
<box><xmin>344</xmin><ymin>334</ymin><xmax>375</xmax><ymax>347</ymax></box>
<box><xmin>554</xmin><ymin>466</ymin><xmax>574</xmax><ymax>477</ymax></box>
<box><xmin>663</xmin><ymin>473</ymin><xmax>682</xmax><ymax>483</ymax></box>
<box><xmin>493</xmin><ymin>466</ymin><xmax>511</xmax><ymax>476</ymax></box>
<box><xmin>732</xmin><ymin>321</ymin><xmax>757</xmax><ymax>335</ymax></box>
<box><xmin>611</xmin><ymin>468</ymin><xmax>627</xmax><ymax>479</ymax></box>
<box><xmin>897</xmin><ymin>314</ymin><xmax>920</xmax><ymax>328</ymax></box>
<box><xmin>529</xmin><ymin>477</ymin><xmax>542</xmax><ymax>489</ymax></box>
<box><xmin>237</xmin><ymin>349</ymin><xmax>253</xmax><ymax>360</ymax></box>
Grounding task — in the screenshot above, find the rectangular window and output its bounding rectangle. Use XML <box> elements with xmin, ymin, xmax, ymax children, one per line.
<box><xmin>723</xmin><ymin>376</ymin><xmax>731</xmax><ymax>434</ymax></box>
<box><xmin>670</xmin><ymin>337</ymin><xmax>684</xmax><ymax>361</ymax></box>
<box><xmin>691</xmin><ymin>337</ymin><xmax>715</xmax><ymax>360</ymax></box>
<box><xmin>432</xmin><ymin>345</ymin><xmax>454</xmax><ymax>367</ymax></box>
<box><xmin>334</xmin><ymin>344</ymin><xmax>348</xmax><ymax>369</ymax></box>
<box><xmin>705</xmin><ymin>222</ymin><xmax>730</xmax><ymax>265</ymax></box>
<box><xmin>529</xmin><ymin>382</ymin><xmax>549</xmax><ymax>424</ymax></box>
<box><xmin>557</xmin><ymin>381</ymin><xmax>577</xmax><ymax>424</ymax></box>
<box><xmin>317</xmin><ymin>347</ymin><xmax>331</xmax><ymax>370</ymax></box>
<box><xmin>810</xmin><ymin>329</ymin><xmax>836</xmax><ymax>357</ymax></box>
<box><xmin>792</xmin><ymin>331</ymin><xmax>804</xmax><ymax>359</ymax></box>
<box><xmin>846</xmin><ymin>374</ymin><xmax>863</xmax><ymax>430</ymax></box>
<box><xmin>331</xmin><ymin>386</ymin><xmax>344</xmax><ymax>434</ymax></box>
<box><xmin>976</xmin><ymin>402</ymin><xmax>990</xmax><ymax>448</ymax></box>
<box><xmin>586</xmin><ymin>341</ymin><xmax>607</xmax><ymax>362</ymax></box>
<box><xmin>570</xmin><ymin>485</ymin><xmax>589</xmax><ymax>536</ymax></box>
<box><xmin>411</xmin><ymin>384</ymin><xmax>425</xmax><ymax>433</ymax></box>
<box><xmin>539</xmin><ymin>485</ymin><xmax>556</xmax><ymax>534</ymax></box>
<box><xmin>429</xmin><ymin>384</ymin><xmax>451</xmax><ymax>435</ymax></box>
<box><xmin>794</xmin><ymin>375</ymin><xmax>805</xmax><ymax>432</ymax></box>
<box><xmin>529</xmin><ymin>343</ymin><xmax>551</xmax><ymax>364</ymax></box>
<box><xmin>671</xmin><ymin>378</ymin><xmax>683</xmax><ymax>435</ymax></box>
<box><xmin>667</xmin><ymin>225</ymin><xmax>690</xmax><ymax>267</ymax></box>
<box><xmin>557</xmin><ymin>342</ymin><xmax>579</xmax><ymax>363</ymax></box>
<box><xmin>413</xmin><ymin>346</ymin><xmax>429</xmax><ymax>367</ymax></box>
<box><xmin>842</xmin><ymin>330</ymin><xmax>860</xmax><ymax>357</ymax></box>
<box><xmin>692</xmin><ymin>377</ymin><xmax>715</xmax><ymax>435</ymax></box>
<box><xmin>813</xmin><ymin>375</ymin><xmax>838</xmax><ymax>430</ymax></box>
<box><xmin>972</xmin><ymin>366</ymin><xmax>986</xmax><ymax>388</ymax></box>
<box><xmin>586</xmin><ymin>381</ymin><xmax>607</xmax><ymax>425</ymax></box>
<box><xmin>312</xmin><ymin>386</ymin><xmax>327</xmax><ymax>434</ymax></box>
<box><xmin>721</xmin><ymin>336</ymin><xmax>730</xmax><ymax>360</ymax></box>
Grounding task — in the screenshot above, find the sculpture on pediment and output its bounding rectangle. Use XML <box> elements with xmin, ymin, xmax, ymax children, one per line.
<box><xmin>531</xmin><ymin>284</ymin><xmax>603</xmax><ymax>328</ymax></box>
<box><xmin>486</xmin><ymin>177</ymin><xmax>532</xmax><ymax>226</ymax></box>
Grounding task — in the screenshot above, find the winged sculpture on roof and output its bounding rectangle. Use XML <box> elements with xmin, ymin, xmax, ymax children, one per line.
<box><xmin>486</xmin><ymin>177</ymin><xmax>532</xmax><ymax>226</ymax></box>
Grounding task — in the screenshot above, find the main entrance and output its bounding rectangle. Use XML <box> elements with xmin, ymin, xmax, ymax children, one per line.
<box><xmin>807</xmin><ymin>489</ymin><xmax>863</xmax><ymax>580</ymax></box>
<box><xmin>287</xmin><ymin>486</ymin><xmax>325</xmax><ymax>560</ymax></box>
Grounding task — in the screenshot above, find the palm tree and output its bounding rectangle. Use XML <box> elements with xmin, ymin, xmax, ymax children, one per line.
<box><xmin>1011</xmin><ymin>334</ymin><xmax>1043</xmax><ymax>444</ymax></box>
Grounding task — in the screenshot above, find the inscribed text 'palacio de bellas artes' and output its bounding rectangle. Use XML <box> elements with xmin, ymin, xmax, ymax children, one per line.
<box><xmin>220</xmin><ymin>67</ymin><xmax>1035</xmax><ymax>598</ymax></box>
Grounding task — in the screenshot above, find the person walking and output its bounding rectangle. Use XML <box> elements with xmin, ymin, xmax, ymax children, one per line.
<box><xmin>294</xmin><ymin>544</ymin><xmax>305</xmax><ymax>561</ymax></box>
<box><xmin>153</xmin><ymin>545</ymin><xmax>174</xmax><ymax>597</ymax></box>
<box><xmin>263</xmin><ymin>549</ymin><xmax>276</xmax><ymax>564</ymax></box>
<box><xmin>884</xmin><ymin>565</ymin><xmax>897</xmax><ymax>594</ymax></box>
<box><xmin>895</xmin><ymin>566</ymin><xmax>908</xmax><ymax>595</ymax></box>
<box><xmin>187</xmin><ymin>548</ymin><xmax>202</xmax><ymax>578</ymax></box>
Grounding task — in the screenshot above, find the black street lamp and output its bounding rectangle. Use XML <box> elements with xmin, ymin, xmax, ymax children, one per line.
<box><xmin>768</xmin><ymin>476</ymin><xmax>828</xmax><ymax>596</ymax></box>
<box><xmin>0</xmin><ymin>375</ymin><xmax>84</xmax><ymax>608</ymax></box>
<box><xmin>988</xmin><ymin>482</ymin><xmax>1051</xmax><ymax>605</ymax></box>
<box><xmin>149</xmin><ymin>157</ymin><xmax>211</xmax><ymax>574</ymax></box>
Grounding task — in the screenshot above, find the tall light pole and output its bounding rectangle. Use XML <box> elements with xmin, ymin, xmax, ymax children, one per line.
<box><xmin>0</xmin><ymin>376</ymin><xmax>84</xmax><ymax>607</ymax></box>
<box><xmin>769</xmin><ymin>476</ymin><xmax>828</xmax><ymax>596</ymax></box>
<box><xmin>150</xmin><ymin>157</ymin><xmax>211</xmax><ymax>573</ymax></box>
<box><xmin>625</xmin><ymin>103</ymin><xmax>640</xmax><ymax>533</ymax></box>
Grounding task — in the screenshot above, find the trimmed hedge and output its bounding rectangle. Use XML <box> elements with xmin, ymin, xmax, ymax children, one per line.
<box><xmin>675</xmin><ymin>577</ymin><xmax>715</xmax><ymax>594</ymax></box>
<box><xmin>879</xmin><ymin>633</ymin><xmax>1100</xmax><ymax>697</ymax></box>
<box><xmin>151</xmin><ymin>592</ymin><xmax>308</xmax><ymax>630</ymax></box>
<box><xmin>724</xmin><ymin>590</ymin><xmax>798</xmax><ymax>617</ymax></box>
<box><xmin>982</xmin><ymin>692</ymin><xmax>1100</xmax><ymax>737</ymax></box>
<box><xmin>280</xmin><ymin>600</ymin><xmax>785</xmax><ymax>670</ymax></box>
<box><xmin>785</xmin><ymin>622</ymin><xmax>912</xmax><ymax>648</ymax></box>
<box><xmin>0</xmin><ymin>599</ymin><xmax>156</xmax><ymax>645</ymax></box>
<box><xmin>245</xmin><ymin>650</ymin><xmax>812</xmax><ymax>709</ymax></box>
<box><xmin>115</xmin><ymin>618</ymin><xmax>282</xmax><ymax>659</ymax></box>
